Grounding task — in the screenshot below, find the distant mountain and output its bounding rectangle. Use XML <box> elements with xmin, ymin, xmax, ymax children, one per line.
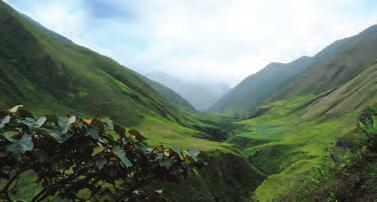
<box><xmin>301</xmin><ymin>61</ymin><xmax>377</xmax><ymax>120</ymax></box>
<box><xmin>146</xmin><ymin>72</ymin><xmax>230</xmax><ymax>111</ymax></box>
<box><xmin>274</xmin><ymin>25</ymin><xmax>377</xmax><ymax>99</ymax></box>
<box><xmin>1</xmin><ymin>1</ymin><xmax>377</xmax><ymax>201</ymax></box>
<box><xmin>0</xmin><ymin>1</ymin><xmax>187</xmax><ymax>126</ymax></box>
<box><xmin>0</xmin><ymin>3</ymin><xmax>264</xmax><ymax>201</ymax></box>
<box><xmin>227</xmin><ymin>26</ymin><xmax>377</xmax><ymax>201</ymax></box>
<box><xmin>139</xmin><ymin>74</ymin><xmax>195</xmax><ymax>111</ymax></box>
<box><xmin>212</xmin><ymin>24</ymin><xmax>377</xmax><ymax>116</ymax></box>
<box><xmin>210</xmin><ymin>56</ymin><xmax>312</xmax><ymax>115</ymax></box>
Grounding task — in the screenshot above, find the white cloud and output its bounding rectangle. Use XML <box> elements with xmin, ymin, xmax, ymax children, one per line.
<box><xmin>5</xmin><ymin>0</ymin><xmax>377</xmax><ymax>86</ymax></box>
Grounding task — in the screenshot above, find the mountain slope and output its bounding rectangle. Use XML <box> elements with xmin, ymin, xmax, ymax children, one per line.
<box><xmin>301</xmin><ymin>62</ymin><xmax>377</xmax><ymax>119</ymax></box>
<box><xmin>213</xmin><ymin>25</ymin><xmax>377</xmax><ymax>116</ymax></box>
<box><xmin>243</xmin><ymin>66</ymin><xmax>376</xmax><ymax>200</ymax></box>
<box><xmin>0</xmin><ymin>4</ymin><xmax>267</xmax><ymax>201</ymax></box>
<box><xmin>0</xmin><ymin>1</ymin><xmax>186</xmax><ymax>126</ymax></box>
<box><xmin>140</xmin><ymin>75</ymin><xmax>195</xmax><ymax>112</ymax></box>
<box><xmin>211</xmin><ymin>56</ymin><xmax>312</xmax><ymax>115</ymax></box>
<box><xmin>222</xmin><ymin>25</ymin><xmax>377</xmax><ymax>201</ymax></box>
<box><xmin>146</xmin><ymin>72</ymin><xmax>230</xmax><ymax>111</ymax></box>
<box><xmin>275</xmin><ymin>25</ymin><xmax>377</xmax><ymax>99</ymax></box>
<box><xmin>229</xmin><ymin>62</ymin><xmax>376</xmax><ymax>200</ymax></box>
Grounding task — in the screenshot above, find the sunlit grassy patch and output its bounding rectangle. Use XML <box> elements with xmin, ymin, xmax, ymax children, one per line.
<box><xmin>135</xmin><ymin>116</ymin><xmax>230</xmax><ymax>151</ymax></box>
<box><xmin>228</xmin><ymin>96</ymin><xmax>363</xmax><ymax>201</ymax></box>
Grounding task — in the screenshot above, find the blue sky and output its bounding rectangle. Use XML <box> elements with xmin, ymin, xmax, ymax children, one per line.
<box><xmin>5</xmin><ymin>0</ymin><xmax>377</xmax><ymax>86</ymax></box>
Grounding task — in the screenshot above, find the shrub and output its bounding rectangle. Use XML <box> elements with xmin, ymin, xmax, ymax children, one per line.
<box><xmin>0</xmin><ymin>106</ymin><xmax>204</xmax><ymax>201</ymax></box>
<box><xmin>358</xmin><ymin>108</ymin><xmax>377</xmax><ymax>136</ymax></box>
<box><xmin>365</xmin><ymin>163</ymin><xmax>377</xmax><ymax>194</ymax></box>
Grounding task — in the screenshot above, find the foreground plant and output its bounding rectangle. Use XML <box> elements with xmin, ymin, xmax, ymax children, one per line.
<box><xmin>0</xmin><ymin>106</ymin><xmax>204</xmax><ymax>201</ymax></box>
<box><xmin>358</xmin><ymin>108</ymin><xmax>377</xmax><ymax>136</ymax></box>
<box><xmin>284</xmin><ymin>108</ymin><xmax>377</xmax><ymax>201</ymax></box>
<box><xmin>358</xmin><ymin>108</ymin><xmax>377</xmax><ymax>153</ymax></box>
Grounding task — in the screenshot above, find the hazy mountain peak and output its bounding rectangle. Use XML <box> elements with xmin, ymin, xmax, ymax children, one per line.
<box><xmin>210</xmin><ymin>55</ymin><xmax>313</xmax><ymax>115</ymax></box>
<box><xmin>146</xmin><ymin>71</ymin><xmax>230</xmax><ymax>111</ymax></box>
<box><xmin>359</xmin><ymin>24</ymin><xmax>377</xmax><ymax>35</ymax></box>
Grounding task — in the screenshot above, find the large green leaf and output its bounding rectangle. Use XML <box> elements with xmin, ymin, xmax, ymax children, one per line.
<box><xmin>135</xmin><ymin>142</ymin><xmax>152</xmax><ymax>154</ymax></box>
<box><xmin>86</xmin><ymin>126</ymin><xmax>100</xmax><ymax>140</ymax></box>
<box><xmin>36</xmin><ymin>116</ymin><xmax>47</xmax><ymax>128</ymax></box>
<box><xmin>101</xmin><ymin>117</ymin><xmax>114</xmax><ymax>130</ymax></box>
<box><xmin>58</xmin><ymin>116</ymin><xmax>76</xmax><ymax>133</ymax></box>
<box><xmin>112</xmin><ymin>146</ymin><xmax>132</xmax><ymax>168</ymax></box>
<box><xmin>372</xmin><ymin>116</ymin><xmax>377</xmax><ymax>134</ymax></box>
<box><xmin>42</xmin><ymin>128</ymin><xmax>67</xmax><ymax>143</ymax></box>
<box><xmin>19</xmin><ymin>117</ymin><xmax>35</xmax><ymax>129</ymax></box>
<box><xmin>360</xmin><ymin>115</ymin><xmax>377</xmax><ymax>135</ymax></box>
<box><xmin>19</xmin><ymin>116</ymin><xmax>46</xmax><ymax>129</ymax></box>
<box><xmin>2</xmin><ymin>131</ymin><xmax>19</xmax><ymax>142</ymax></box>
<box><xmin>0</xmin><ymin>115</ymin><xmax>11</xmax><ymax>129</ymax></box>
<box><xmin>6</xmin><ymin>135</ymin><xmax>33</xmax><ymax>160</ymax></box>
<box><xmin>188</xmin><ymin>148</ymin><xmax>200</xmax><ymax>162</ymax></box>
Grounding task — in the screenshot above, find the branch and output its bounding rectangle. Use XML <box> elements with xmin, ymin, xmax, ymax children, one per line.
<box><xmin>1</xmin><ymin>167</ymin><xmax>31</xmax><ymax>201</ymax></box>
<box><xmin>31</xmin><ymin>165</ymin><xmax>92</xmax><ymax>202</ymax></box>
<box><xmin>117</xmin><ymin>176</ymin><xmax>156</xmax><ymax>201</ymax></box>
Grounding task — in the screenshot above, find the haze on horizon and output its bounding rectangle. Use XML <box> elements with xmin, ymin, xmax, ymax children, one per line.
<box><xmin>4</xmin><ymin>0</ymin><xmax>377</xmax><ymax>87</ymax></box>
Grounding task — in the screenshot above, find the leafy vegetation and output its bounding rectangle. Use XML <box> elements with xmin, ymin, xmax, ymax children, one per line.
<box><xmin>0</xmin><ymin>106</ymin><xmax>204</xmax><ymax>201</ymax></box>
<box><xmin>278</xmin><ymin>108</ymin><xmax>377</xmax><ymax>201</ymax></box>
<box><xmin>359</xmin><ymin>108</ymin><xmax>377</xmax><ymax>136</ymax></box>
<box><xmin>223</xmin><ymin>94</ymin><xmax>375</xmax><ymax>201</ymax></box>
<box><xmin>0</xmin><ymin>2</ymin><xmax>268</xmax><ymax>201</ymax></box>
<box><xmin>1</xmin><ymin>0</ymin><xmax>377</xmax><ymax>201</ymax></box>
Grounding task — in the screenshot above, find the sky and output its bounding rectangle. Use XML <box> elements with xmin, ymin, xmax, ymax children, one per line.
<box><xmin>4</xmin><ymin>0</ymin><xmax>377</xmax><ymax>86</ymax></box>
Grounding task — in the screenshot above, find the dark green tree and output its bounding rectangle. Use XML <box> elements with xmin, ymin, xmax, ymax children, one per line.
<box><xmin>0</xmin><ymin>106</ymin><xmax>204</xmax><ymax>201</ymax></box>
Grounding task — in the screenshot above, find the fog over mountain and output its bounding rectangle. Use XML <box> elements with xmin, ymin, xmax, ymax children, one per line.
<box><xmin>5</xmin><ymin>0</ymin><xmax>377</xmax><ymax>88</ymax></box>
<box><xmin>146</xmin><ymin>71</ymin><xmax>230</xmax><ymax>111</ymax></box>
<box><xmin>1</xmin><ymin>1</ymin><xmax>377</xmax><ymax>201</ymax></box>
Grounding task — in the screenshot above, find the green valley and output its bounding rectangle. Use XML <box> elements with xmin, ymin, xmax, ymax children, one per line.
<box><xmin>0</xmin><ymin>0</ymin><xmax>377</xmax><ymax>201</ymax></box>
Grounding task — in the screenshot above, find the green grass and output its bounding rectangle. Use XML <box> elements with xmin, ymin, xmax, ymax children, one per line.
<box><xmin>0</xmin><ymin>3</ymin><xmax>266</xmax><ymax>201</ymax></box>
<box><xmin>226</xmin><ymin>96</ymin><xmax>363</xmax><ymax>201</ymax></box>
<box><xmin>0</xmin><ymin>1</ymin><xmax>193</xmax><ymax>127</ymax></box>
<box><xmin>1</xmin><ymin>1</ymin><xmax>376</xmax><ymax>201</ymax></box>
<box><xmin>135</xmin><ymin>116</ymin><xmax>229</xmax><ymax>151</ymax></box>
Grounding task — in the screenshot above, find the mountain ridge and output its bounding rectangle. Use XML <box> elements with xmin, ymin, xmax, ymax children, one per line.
<box><xmin>146</xmin><ymin>71</ymin><xmax>230</xmax><ymax>111</ymax></box>
<box><xmin>0</xmin><ymin>0</ymin><xmax>191</xmax><ymax>126</ymax></box>
<box><xmin>212</xmin><ymin>24</ymin><xmax>377</xmax><ymax>116</ymax></box>
<box><xmin>210</xmin><ymin>55</ymin><xmax>312</xmax><ymax>115</ymax></box>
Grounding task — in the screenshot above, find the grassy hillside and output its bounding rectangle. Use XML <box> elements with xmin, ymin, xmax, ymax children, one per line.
<box><xmin>216</xmin><ymin>32</ymin><xmax>376</xmax><ymax>199</ymax></box>
<box><xmin>211</xmin><ymin>56</ymin><xmax>312</xmax><ymax>116</ymax></box>
<box><xmin>0</xmin><ymin>2</ymin><xmax>266</xmax><ymax>201</ymax></box>
<box><xmin>227</xmin><ymin>62</ymin><xmax>376</xmax><ymax>200</ymax></box>
<box><xmin>301</xmin><ymin>63</ymin><xmax>377</xmax><ymax>119</ymax></box>
<box><xmin>0</xmin><ymin>1</ymin><xmax>187</xmax><ymax>126</ymax></box>
<box><xmin>213</xmin><ymin>25</ymin><xmax>377</xmax><ymax>117</ymax></box>
<box><xmin>1</xmin><ymin>1</ymin><xmax>377</xmax><ymax>201</ymax></box>
<box><xmin>275</xmin><ymin>25</ymin><xmax>377</xmax><ymax>99</ymax></box>
<box><xmin>229</xmin><ymin>99</ymin><xmax>368</xmax><ymax>200</ymax></box>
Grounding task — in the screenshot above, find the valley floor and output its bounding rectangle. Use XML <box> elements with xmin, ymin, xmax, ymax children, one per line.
<box><xmin>3</xmin><ymin>95</ymin><xmax>376</xmax><ymax>202</ymax></box>
<box><xmin>149</xmin><ymin>95</ymin><xmax>377</xmax><ymax>201</ymax></box>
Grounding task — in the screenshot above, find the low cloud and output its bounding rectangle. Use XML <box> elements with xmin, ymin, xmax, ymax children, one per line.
<box><xmin>6</xmin><ymin>0</ymin><xmax>377</xmax><ymax>86</ymax></box>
